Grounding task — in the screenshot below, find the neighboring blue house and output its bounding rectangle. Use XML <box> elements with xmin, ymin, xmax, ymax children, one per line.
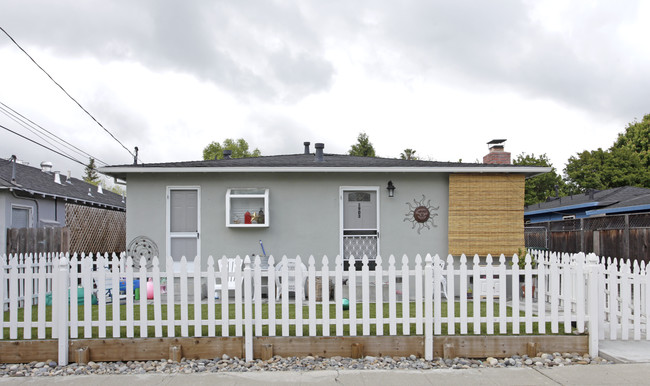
<box><xmin>524</xmin><ymin>186</ymin><xmax>650</xmax><ymax>224</ymax></box>
<box><xmin>1</xmin><ymin>157</ymin><xmax>126</xmax><ymax>254</ymax></box>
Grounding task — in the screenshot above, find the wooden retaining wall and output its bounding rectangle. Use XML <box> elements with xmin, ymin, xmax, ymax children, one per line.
<box><xmin>0</xmin><ymin>335</ymin><xmax>589</xmax><ymax>364</ymax></box>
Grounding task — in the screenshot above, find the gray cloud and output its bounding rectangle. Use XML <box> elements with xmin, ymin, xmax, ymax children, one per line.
<box><xmin>344</xmin><ymin>0</ymin><xmax>649</xmax><ymax>119</ymax></box>
<box><xmin>0</xmin><ymin>0</ymin><xmax>335</xmax><ymax>102</ymax></box>
<box><xmin>245</xmin><ymin>112</ymin><xmax>316</xmax><ymax>155</ymax></box>
<box><xmin>1</xmin><ymin>0</ymin><xmax>648</xmax><ymax>120</ymax></box>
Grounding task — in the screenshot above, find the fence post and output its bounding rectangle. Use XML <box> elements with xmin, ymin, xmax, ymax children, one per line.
<box><xmin>57</xmin><ymin>253</ymin><xmax>70</xmax><ymax>365</ymax></box>
<box><xmin>580</xmin><ymin>218</ymin><xmax>585</xmax><ymax>252</ymax></box>
<box><xmin>623</xmin><ymin>214</ymin><xmax>630</xmax><ymax>259</ymax></box>
<box><xmin>587</xmin><ymin>253</ymin><xmax>600</xmax><ymax>357</ymax></box>
<box><xmin>424</xmin><ymin>254</ymin><xmax>433</xmax><ymax>360</ymax></box>
<box><xmin>243</xmin><ymin>256</ymin><xmax>253</xmax><ymax>362</ymax></box>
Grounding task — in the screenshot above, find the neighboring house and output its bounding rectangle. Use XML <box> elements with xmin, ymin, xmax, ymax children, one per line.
<box><xmin>524</xmin><ymin>186</ymin><xmax>650</xmax><ymax>224</ymax></box>
<box><xmin>101</xmin><ymin>141</ymin><xmax>549</xmax><ymax>267</ymax></box>
<box><xmin>0</xmin><ymin>157</ymin><xmax>126</xmax><ymax>255</ymax></box>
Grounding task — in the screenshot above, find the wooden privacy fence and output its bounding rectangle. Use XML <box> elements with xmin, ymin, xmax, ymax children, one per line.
<box><xmin>525</xmin><ymin>212</ymin><xmax>650</xmax><ymax>263</ymax></box>
<box><xmin>5</xmin><ymin>227</ymin><xmax>70</xmax><ymax>255</ymax></box>
<box><xmin>1</xmin><ymin>251</ymin><xmax>609</xmax><ymax>364</ymax></box>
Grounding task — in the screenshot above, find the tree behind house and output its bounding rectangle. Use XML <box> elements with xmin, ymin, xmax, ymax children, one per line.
<box><xmin>400</xmin><ymin>149</ymin><xmax>418</xmax><ymax>160</ymax></box>
<box><xmin>83</xmin><ymin>158</ymin><xmax>99</xmax><ymax>184</ymax></box>
<box><xmin>349</xmin><ymin>132</ymin><xmax>376</xmax><ymax>157</ymax></box>
<box><xmin>514</xmin><ymin>153</ymin><xmax>565</xmax><ymax>206</ymax></box>
<box><xmin>203</xmin><ymin>138</ymin><xmax>261</xmax><ymax>160</ymax></box>
<box><xmin>562</xmin><ymin>114</ymin><xmax>650</xmax><ymax>192</ymax></box>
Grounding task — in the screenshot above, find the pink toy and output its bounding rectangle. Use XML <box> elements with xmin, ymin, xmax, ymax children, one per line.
<box><xmin>147</xmin><ymin>278</ymin><xmax>154</xmax><ymax>299</ymax></box>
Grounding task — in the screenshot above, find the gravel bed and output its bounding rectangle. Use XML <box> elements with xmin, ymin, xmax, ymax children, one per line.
<box><xmin>0</xmin><ymin>352</ymin><xmax>612</xmax><ymax>377</ymax></box>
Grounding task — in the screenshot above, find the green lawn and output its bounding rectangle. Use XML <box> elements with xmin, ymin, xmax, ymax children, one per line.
<box><xmin>3</xmin><ymin>301</ymin><xmax>574</xmax><ymax>339</ymax></box>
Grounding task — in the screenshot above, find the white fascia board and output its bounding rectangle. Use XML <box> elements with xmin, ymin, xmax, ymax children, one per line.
<box><xmin>100</xmin><ymin>166</ymin><xmax>551</xmax><ymax>176</ymax></box>
<box><xmin>10</xmin><ymin>187</ymin><xmax>125</xmax><ymax>211</ymax></box>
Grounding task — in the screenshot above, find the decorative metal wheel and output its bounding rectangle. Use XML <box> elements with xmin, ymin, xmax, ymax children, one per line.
<box><xmin>127</xmin><ymin>236</ymin><xmax>159</xmax><ymax>270</ymax></box>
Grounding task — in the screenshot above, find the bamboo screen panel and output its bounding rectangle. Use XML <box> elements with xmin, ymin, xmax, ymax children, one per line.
<box><xmin>448</xmin><ymin>173</ymin><xmax>525</xmax><ymax>256</ymax></box>
<box><xmin>65</xmin><ymin>204</ymin><xmax>126</xmax><ymax>254</ymax></box>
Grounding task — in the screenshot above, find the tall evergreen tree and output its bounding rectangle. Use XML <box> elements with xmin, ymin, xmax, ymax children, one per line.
<box><xmin>349</xmin><ymin>132</ymin><xmax>376</xmax><ymax>157</ymax></box>
<box><xmin>83</xmin><ymin>158</ymin><xmax>99</xmax><ymax>184</ymax></box>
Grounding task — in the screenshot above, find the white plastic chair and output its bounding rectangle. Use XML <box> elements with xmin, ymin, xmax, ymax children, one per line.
<box><xmin>214</xmin><ymin>258</ymin><xmax>243</xmax><ymax>299</ymax></box>
<box><xmin>275</xmin><ymin>259</ymin><xmax>308</xmax><ymax>300</ymax></box>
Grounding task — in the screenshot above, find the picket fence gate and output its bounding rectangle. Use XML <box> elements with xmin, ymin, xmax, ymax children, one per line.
<box><xmin>3</xmin><ymin>250</ymin><xmax>639</xmax><ymax>365</ymax></box>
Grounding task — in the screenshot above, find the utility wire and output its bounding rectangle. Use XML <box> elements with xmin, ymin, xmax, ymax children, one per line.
<box><xmin>0</xmin><ymin>100</ymin><xmax>109</xmax><ymax>165</ymax></box>
<box><xmin>0</xmin><ymin>26</ymin><xmax>136</xmax><ymax>159</ymax></box>
<box><xmin>0</xmin><ymin>123</ymin><xmax>86</xmax><ymax>166</ymax></box>
<box><xmin>0</xmin><ymin>105</ymin><xmax>75</xmax><ymax>161</ymax></box>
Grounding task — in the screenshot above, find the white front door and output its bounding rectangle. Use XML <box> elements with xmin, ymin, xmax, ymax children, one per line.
<box><xmin>341</xmin><ymin>188</ymin><xmax>379</xmax><ymax>268</ymax></box>
<box><xmin>167</xmin><ymin>187</ymin><xmax>200</xmax><ymax>260</ymax></box>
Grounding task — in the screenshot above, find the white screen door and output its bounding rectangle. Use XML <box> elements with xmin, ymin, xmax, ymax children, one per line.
<box><xmin>167</xmin><ymin>188</ymin><xmax>200</xmax><ymax>260</ymax></box>
<box><xmin>341</xmin><ymin>189</ymin><xmax>379</xmax><ymax>268</ymax></box>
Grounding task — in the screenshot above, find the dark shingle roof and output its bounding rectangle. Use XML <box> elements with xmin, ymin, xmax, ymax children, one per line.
<box><xmin>101</xmin><ymin>152</ymin><xmax>551</xmax><ymax>181</ymax></box>
<box><xmin>525</xmin><ymin>186</ymin><xmax>650</xmax><ymax>213</ymax></box>
<box><xmin>104</xmin><ymin>153</ymin><xmax>546</xmax><ymax>170</ymax></box>
<box><xmin>0</xmin><ymin>159</ymin><xmax>125</xmax><ymax>210</ymax></box>
<box><xmin>604</xmin><ymin>192</ymin><xmax>650</xmax><ymax>208</ymax></box>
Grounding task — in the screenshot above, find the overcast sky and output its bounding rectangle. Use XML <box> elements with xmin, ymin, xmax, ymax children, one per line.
<box><xmin>1</xmin><ymin>1</ymin><xmax>649</xmax><ymax>182</ymax></box>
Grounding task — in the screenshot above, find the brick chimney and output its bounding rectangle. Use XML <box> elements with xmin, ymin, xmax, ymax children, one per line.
<box><xmin>483</xmin><ymin>139</ymin><xmax>511</xmax><ymax>165</ymax></box>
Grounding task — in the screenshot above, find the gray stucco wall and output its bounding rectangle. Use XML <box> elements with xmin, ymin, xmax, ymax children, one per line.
<box><xmin>1</xmin><ymin>191</ymin><xmax>66</xmax><ymax>254</ymax></box>
<box><xmin>126</xmin><ymin>172</ymin><xmax>450</xmax><ymax>266</ymax></box>
<box><xmin>0</xmin><ymin>193</ymin><xmax>6</xmax><ymax>255</ymax></box>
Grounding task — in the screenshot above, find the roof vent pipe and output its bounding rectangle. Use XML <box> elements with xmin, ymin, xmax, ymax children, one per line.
<box><xmin>97</xmin><ymin>184</ymin><xmax>103</xmax><ymax>194</ymax></box>
<box><xmin>54</xmin><ymin>171</ymin><xmax>61</xmax><ymax>184</ymax></box>
<box><xmin>41</xmin><ymin>161</ymin><xmax>53</xmax><ymax>173</ymax></box>
<box><xmin>10</xmin><ymin>155</ymin><xmax>16</xmax><ymax>184</ymax></box>
<box><xmin>223</xmin><ymin>150</ymin><xmax>232</xmax><ymax>159</ymax></box>
<box><xmin>304</xmin><ymin>142</ymin><xmax>311</xmax><ymax>154</ymax></box>
<box><xmin>66</xmin><ymin>171</ymin><xmax>73</xmax><ymax>184</ymax></box>
<box><xmin>314</xmin><ymin>143</ymin><xmax>324</xmax><ymax>162</ymax></box>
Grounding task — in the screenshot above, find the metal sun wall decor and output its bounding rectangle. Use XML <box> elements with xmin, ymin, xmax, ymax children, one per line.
<box><xmin>404</xmin><ymin>195</ymin><xmax>439</xmax><ymax>234</ymax></box>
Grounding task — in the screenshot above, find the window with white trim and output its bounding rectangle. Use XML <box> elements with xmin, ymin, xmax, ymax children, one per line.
<box><xmin>226</xmin><ymin>188</ymin><xmax>269</xmax><ymax>227</ymax></box>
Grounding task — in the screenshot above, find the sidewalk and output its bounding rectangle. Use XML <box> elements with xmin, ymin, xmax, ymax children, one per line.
<box><xmin>2</xmin><ymin>364</ymin><xmax>650</xmax><ymax>385</ymax></box>
<box><xmin>599</xmin><ymin>340</ymin><xmax>650</xmax><ymax>363</ymax></box>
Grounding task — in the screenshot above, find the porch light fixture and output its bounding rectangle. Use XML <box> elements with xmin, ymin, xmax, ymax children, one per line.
<box><xmin>387</xmin><ymin>180</ymin><xmax>396</xmax><ymax>197</ymax></box>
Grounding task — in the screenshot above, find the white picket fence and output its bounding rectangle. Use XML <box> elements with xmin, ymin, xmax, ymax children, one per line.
<box><xmin>2</xmin><ymin>250</ymin><xmax>643</xmax><ymax>364</ymax></box>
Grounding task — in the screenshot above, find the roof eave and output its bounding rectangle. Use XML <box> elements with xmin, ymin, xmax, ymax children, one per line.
<box><xmin>524</xmin><ymin>201</ymin><xmax>602</xmax><ymax>216</ymax></box>
<box><xmin>8</xmin><ymin>187</ymin><xmax>125</xmax><ymax>211</ymax></box>
<box><xmin>586</xmin><ymin>204</ymin><xmax>650</xmax><ymax>216</ymax></box>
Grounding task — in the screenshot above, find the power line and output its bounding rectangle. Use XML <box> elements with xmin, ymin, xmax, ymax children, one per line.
<box><xmin>0</xmin><ymin>105</ymin><xmax>77</xmax><ymax>162</ymax></box>
<box><xmin>0</xmin><ymin>100</ymin><xmax>109</xmax><ymax>165</ymax></box>
<box><xmin>0</xmin><ymin>123</ymin><xmax>86</xmax><ymax>167</ymax></box>
<box><xmin>0</xmin><ymin>25</ymin><xmax>136</xmax><ymax>159</ymax></box>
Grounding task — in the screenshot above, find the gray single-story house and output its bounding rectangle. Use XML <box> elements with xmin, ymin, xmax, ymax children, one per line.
<box><xmin>101</xmin><ymin>141</ymin><xmax>548</xmax><ymax>267</ymax></box>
